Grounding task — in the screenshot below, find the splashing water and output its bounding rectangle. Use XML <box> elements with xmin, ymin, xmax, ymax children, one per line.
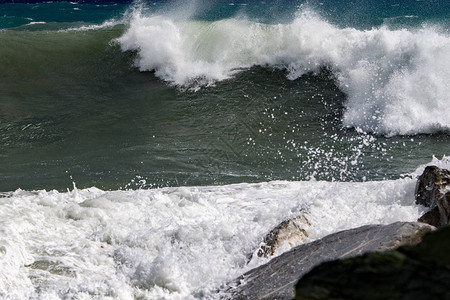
<box><xmin>118</xmin><ymin>8</ymin><xmax>450</xmax><ymax>135</ymax></box>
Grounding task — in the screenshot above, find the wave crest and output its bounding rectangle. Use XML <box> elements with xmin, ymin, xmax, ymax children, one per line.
<box><xmin>117</xmin><ymin>9</ymin><xmax>450</xmax><ymax>135</ymax></box>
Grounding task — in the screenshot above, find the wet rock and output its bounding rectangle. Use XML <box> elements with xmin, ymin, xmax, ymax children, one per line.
<box><xmin>294</xmin><ymin>225</ymin><xmax>450</xmax><ymax>300</ymax></box>
<box><xmin>415</xmin><ymin>166</ymin><xmax>450</xmax><ymax>227</ymax></box>
<box><xmin>225</xmin><ymin>222</ymin><xmax>434</xmax><ymax>300</ymax></box>
<box><xmin>254</xmin><ymin>215</ymin><xmax>310</xmax><ymax>259</ymax></box>
<box><xmin>418</xmin><ymin>207</ymin><xmax>441</xmax><ymax>227</ymax></box>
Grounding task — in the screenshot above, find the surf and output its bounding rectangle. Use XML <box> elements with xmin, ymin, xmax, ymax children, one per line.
<box><xmin>117</xmin><ymin>7</ymin><xmax>450</xmax><ymax>136</ymax></box>
<box><xmin>0</xmin><ymin>156</ymin><xmax>448</xmax><ymax>299</ymax></box>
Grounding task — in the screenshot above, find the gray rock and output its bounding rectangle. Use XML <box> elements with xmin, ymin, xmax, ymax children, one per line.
<box><xmin>294</xmin><ymin>225</ymin><xmax>450</xmax><ymax>300</ymax></box>
<box><xmin>415</xmin><ymin>166</ymin><xmax>450</xmax><ymax>227</ymax></box>
<box><xmin>253</xmin><ymin>215</ymin><xmax>310</xmax><ymax>260</ymax></box>
<box><xmin>224</xmin><ymin>222</ymin><xmax>434</xmax><ymax>300</ymax></box>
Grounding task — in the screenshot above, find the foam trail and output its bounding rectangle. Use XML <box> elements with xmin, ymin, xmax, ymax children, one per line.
<box><xmin>117</xmin><ymin>9</ymin><xmax>450</xmax><ymax>135</ymax></box>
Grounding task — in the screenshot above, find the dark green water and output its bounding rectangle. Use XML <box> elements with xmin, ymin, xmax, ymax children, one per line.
<box><xmin>0</xmin><ymin>1</ymin><xmax>449</xmax><ymax>192</ymax></box>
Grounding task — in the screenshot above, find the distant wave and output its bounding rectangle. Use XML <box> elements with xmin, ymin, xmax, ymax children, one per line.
<box><xmin>117</xmin><ymin>8</ymin><xmax>450</xmax><ymax>136</ymax></box>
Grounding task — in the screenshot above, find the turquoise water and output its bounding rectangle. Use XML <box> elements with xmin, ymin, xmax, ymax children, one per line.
<box><xmin>0</xmin><ymin>0</ymin><xmax>449</xmax><ymax>191</ymax></box>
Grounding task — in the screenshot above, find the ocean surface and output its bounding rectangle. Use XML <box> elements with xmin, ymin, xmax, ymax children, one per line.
<box><xmin>0</xmin><ymin>0</ymin><xmax>449</xmax><ymax>298</ymax></box>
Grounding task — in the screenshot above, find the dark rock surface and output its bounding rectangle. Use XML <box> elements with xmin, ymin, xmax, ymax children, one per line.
<box><xmin>225</xmin><ymin>222</ymin><xmax>434</xmax><ymax>300</ymax></box>
<box><xmin>415</xmin><ymin>166</ymin><xmax>450</xmax><ymax>227</ymax></box>
<box><xmin>418</xmin><ymin>207</ymin><xmax>441</xmax><ymax>228</ymax></box>
<box><xmin>294</xmin><ymin>225</ymin><xmax>450</xmax><ymax>300</ymax></box>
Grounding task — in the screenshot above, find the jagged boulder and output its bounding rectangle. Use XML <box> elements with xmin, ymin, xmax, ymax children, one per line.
<box><xmin>415</xmin><ymin>166</ymin><xmax>450</xmax><ymax>227</ymax></box>
<box><xmin>225</xmin><ymin>222</ymin><xmax>434</xmax><ymax>300</ymax></box>
<box><xmin>294</xmin><ymin>225</ymin><xmax>450</xmax><ymax>300</ymax></box>
<box><xmin>253</xmin><ymin>215</ymin><xmax>310</xmax><ymax>259</ymax></box>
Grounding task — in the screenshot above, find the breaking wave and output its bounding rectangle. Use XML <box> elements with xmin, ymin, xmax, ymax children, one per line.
<box><xmin>117</xmin><ymin>8</ymin><xmax>450</xmax><ymax>135</ymax></box>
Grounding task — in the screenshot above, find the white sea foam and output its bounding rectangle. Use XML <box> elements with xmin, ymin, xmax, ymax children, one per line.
<box><xmin>60</xmin><ymin>20</ymin><xmax>121</xmax><ymax>32</ymax></box>
<box><xmin>2</xmin><ymin>157</ymin><xmax>448</xmax><ymax>298</ymax></box>
<box><xmin>26</xmin><ymin>22</ymin><xmax>47</xmax><ymax>26</ymax></box>
<box><xmin>4</xmin><ymin>159</ymin><xmax>449</xmax><ymax>298</ymax></box>
<box><xmin>117</xmin><ymin>9</ymin><xmax>450</xmax><ymax>135</ymax></box>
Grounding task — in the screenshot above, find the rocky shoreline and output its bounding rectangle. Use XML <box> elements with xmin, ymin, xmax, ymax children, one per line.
<box><xmin>222</xmin><ymin>165</ymin><xmax>450</xmax><ymax>299</ymax></box>
<box><xmin>294</xmin><ymin>225</ymin><xmax>450</xmax><ymax>300</ymax></box>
